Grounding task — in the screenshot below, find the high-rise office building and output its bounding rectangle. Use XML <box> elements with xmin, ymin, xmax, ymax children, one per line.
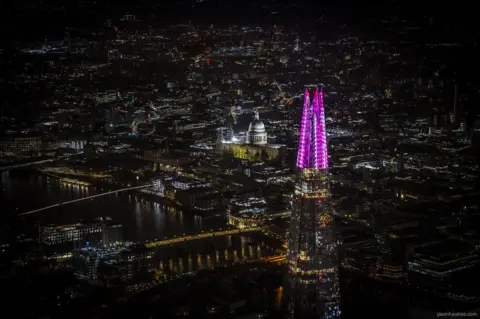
<box><xmin>0</xmin><ymin>136</ymin><xmax>42</xmax><ymax>156</ymax></box>
<box><xmin>37</xmin><ymin>220</ymin><xmax>122</xmax><ymax>247</ymax></box>
<box><xmin>285</xmin><ymin>88</ymin><xmax>340</xmax><ymax>319</ymax></box>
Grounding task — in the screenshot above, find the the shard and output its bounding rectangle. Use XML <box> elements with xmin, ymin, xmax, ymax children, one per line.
<box><xmin>296</xmin><ymin>88</ymin><xmax>328</xmax><ymax>170</ymax></box>
<box><xmin>285</xmin><ymin>88</ymin><xmax>340</xmax><ymax>319</ymax></box>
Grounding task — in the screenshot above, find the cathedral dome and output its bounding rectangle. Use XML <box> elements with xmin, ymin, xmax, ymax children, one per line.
<box><xmin>248</xmin><ymin>119</ymin><xmax>265</xmax><ymax>133</ymax></box>
<box><xmin>246</xmin><ymin>110</ymin><xmax>267</xmax><ymax>145</ymax></box>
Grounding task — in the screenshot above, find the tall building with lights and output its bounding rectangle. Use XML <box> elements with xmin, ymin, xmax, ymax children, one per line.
<box><xmin>285</xmin><ymin>88</ymin><xmax>340</xmax><ymax>319</ymax></box>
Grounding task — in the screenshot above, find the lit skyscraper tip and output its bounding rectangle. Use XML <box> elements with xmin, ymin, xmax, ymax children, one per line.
<box><xmin>286</xmin><ymin>87</ymin><xmax>340</xmax><ymax>319</ymax></box>
<box><xmin>296</xmin><ymin>87</ymin><xmax>329</xmax><ymax>169</ymax></box>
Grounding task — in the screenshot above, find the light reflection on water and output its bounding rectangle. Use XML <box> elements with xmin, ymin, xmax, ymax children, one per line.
<box><xmin>0</xmin><ymin>171</ymin><xmax>226</xmax><ymax>242</ymax></box>
<box><xmin>155</xmin><ymin>235</ymin><xmax>278</xmax><ymax>275</ymax></box>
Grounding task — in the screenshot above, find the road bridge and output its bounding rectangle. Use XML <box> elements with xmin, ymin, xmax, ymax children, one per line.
<box><xmin>144</xmin><ymin>227</ymin><xmax>265</xmax><ymax>248</ymax></box>
<box><xmin>0</xmin><ymin>159</ymin><xmax>55</xmax><ymax>172</ymax></box>
<box><xmin>264</xmin><ymin>255</ymin><xmax>286</xmax><ymax>264</ymax></box>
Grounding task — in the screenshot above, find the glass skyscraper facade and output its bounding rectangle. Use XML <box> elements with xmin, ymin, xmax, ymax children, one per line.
<box><xmin>285</xmin><ymin>88</ymin><xmax>341</xmax><ymax>319</ymax></box>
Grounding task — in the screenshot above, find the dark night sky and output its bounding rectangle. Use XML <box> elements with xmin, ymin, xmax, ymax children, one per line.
<box><xmin>1</xmin><ymin>0</ymin><xmax>478</xmax><ymax>101</ymax></box>
<box><xmin>1</xmin><ymin>0</ymin><xmax>478</xmax><ymax>36</ymax></box>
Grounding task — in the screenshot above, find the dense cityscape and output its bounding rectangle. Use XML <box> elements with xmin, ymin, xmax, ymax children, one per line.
<box><xmin>1</xmin><ymin>1</ymin><xmax>480</xmax><ymax>318</ymax></box>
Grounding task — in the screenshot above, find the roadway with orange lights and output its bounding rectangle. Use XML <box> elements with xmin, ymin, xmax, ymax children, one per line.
<box><xmin>264</xmin><ymin>255</ymin><xmax>286</xmax><ymax>263</ymax></box>
<box><xmin>144</xmin><ymin>227</ymin><xmax>265</xmax><ymax>248</ymax></box>
<box><xmin>144</xmin><ymin>227</ymin><xmax>287</xmax><ymax>266</ymax></box>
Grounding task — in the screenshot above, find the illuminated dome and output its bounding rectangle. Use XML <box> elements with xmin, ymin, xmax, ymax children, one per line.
<box><xmin>246</xmin><ymin>110</ymin><xmax>267</xmax><ymax>145</ymax></box>
<box><xmin>249</xmin><ymin>118</ymin><xmax>265</xmax><ymax>133</ymax></box>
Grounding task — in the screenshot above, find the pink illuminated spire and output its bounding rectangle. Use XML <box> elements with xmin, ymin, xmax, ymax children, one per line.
<box><xmin>296</xmin><ymin>87</ymin><xmax>329</xmax><ymax>169</ymax></box>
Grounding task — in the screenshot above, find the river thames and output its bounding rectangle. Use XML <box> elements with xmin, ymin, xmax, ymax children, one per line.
<box><xmin>0</xmin><ymin>170</ymin><xmax>226</xmax><ymax>242</ymax></box>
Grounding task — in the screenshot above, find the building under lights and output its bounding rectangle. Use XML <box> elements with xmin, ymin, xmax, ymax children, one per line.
<box><xmin>217</xmin><ymin>109</ymin><xmax>284</xmax><ymax>162</ymax></box>
<box><xmin>284</xmin><ymin>88</ymin><xmax>340</xmax><ymax>319</ymax></box>
<box><xmin>37</xmin><ymin>219</ymin><xmax>122</xmax><ymax>247</ymax></box>
<box><xmin>0</xmin><ymin>135</ymin><xmax>42</xmax><ymax>157</ymax></box>
<box><xmin>73</xmin><ymin>243</ymin><xmax>155</xmax><ymax>283</ymax></box>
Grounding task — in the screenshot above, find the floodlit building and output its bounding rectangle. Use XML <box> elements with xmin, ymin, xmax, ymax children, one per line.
<box><xmin>217</xmin><ymin>109</ymin><xmax>284</xmax><ymax>162</ymax></box>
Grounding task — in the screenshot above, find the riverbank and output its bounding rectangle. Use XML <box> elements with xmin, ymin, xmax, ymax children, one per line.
<box><xmin>2</xmin><ymin>169</ymin><xmax>227</xmax><ymax>241</ymax></box>
<box><xmin>36</xmin><ymin>169</ymin><xmax>222</xmax><ymax>217</ymax></box>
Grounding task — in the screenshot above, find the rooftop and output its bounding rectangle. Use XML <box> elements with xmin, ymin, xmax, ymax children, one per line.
<box><xmin>411</xmin><ymin>239</ymin><xmax>477</xmax><ymax>264</ymax></box>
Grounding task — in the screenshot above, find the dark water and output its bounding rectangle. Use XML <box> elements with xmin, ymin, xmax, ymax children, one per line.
<box><xmin>0</xmin><ymin>170</ymin><xmax>225</xmax><ymax>242</ymax></box>
<box><xmin>155</xmin><ymin>234</ymin><xmax>279</xmax><ymax>274</ymax></box>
